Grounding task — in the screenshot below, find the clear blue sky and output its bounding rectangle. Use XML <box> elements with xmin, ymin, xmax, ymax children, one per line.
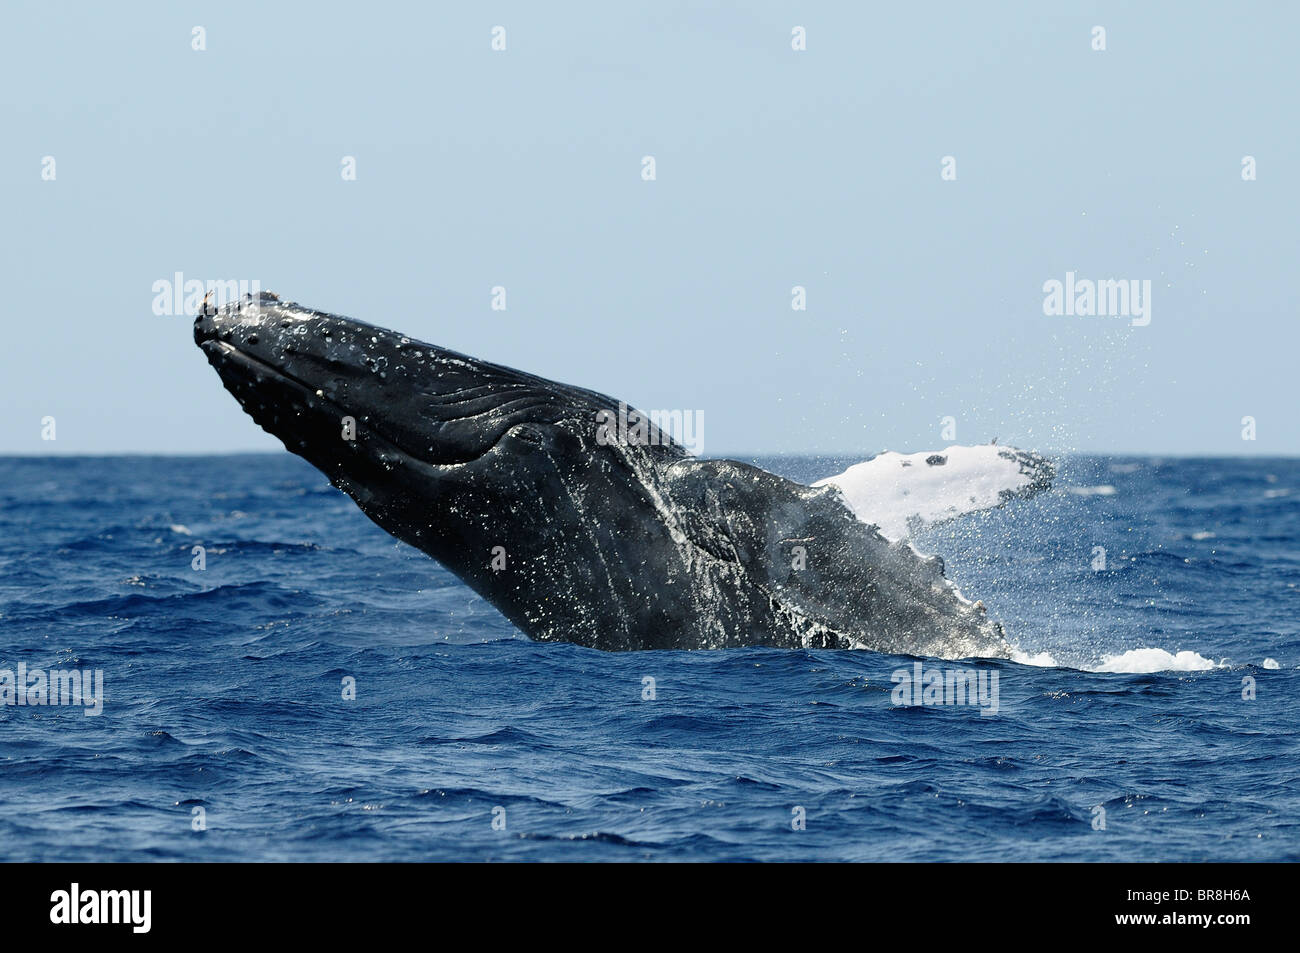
<box><xmin>2</xmin><ymin>1</ymin><xmax>1295</xmax><ymax>456</ymax></box>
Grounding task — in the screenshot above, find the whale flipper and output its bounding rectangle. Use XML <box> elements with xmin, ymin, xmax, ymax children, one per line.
<box><xmin>664</xmin><ymin>458</ymin><xmax>1006</xmax><ymax>656</ymax></box>
<box><xmin>815</xmin><ymin>445</ymin><xmax>1055</xmax><ymax>540</ymax></box>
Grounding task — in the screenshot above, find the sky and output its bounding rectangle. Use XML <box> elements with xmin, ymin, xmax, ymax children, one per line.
<box><xmin>1</xmin><ymin>1</ymin><xmax>1296</xmax><ymax>457</ymax></box>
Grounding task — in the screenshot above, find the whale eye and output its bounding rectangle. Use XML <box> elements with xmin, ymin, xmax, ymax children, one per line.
<box><xmin>508</xmin><ymin>424</ymin><xmax>545</xmax><ymax>448</ymax></box>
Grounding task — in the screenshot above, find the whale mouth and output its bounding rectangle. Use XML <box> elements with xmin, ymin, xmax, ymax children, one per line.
<box><xmin>194</xmin><ymin>294</ymin><xmax>606</xmax><ymax>470</ymax></box>
<box><xmin>199</xmin><ymin>338</ymin><xmax>316</xmax><ymax>398</ymax></box>
<box><xmin>198</xmin><ymin>333</ymin><xmax>496</xmax><ymax>470</ymax></box>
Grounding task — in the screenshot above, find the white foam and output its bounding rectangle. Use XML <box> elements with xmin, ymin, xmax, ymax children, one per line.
<box><xmin>1007</xmin><ymin>645</ymin><xmax>1268</xmax><ymax>673</ymax></box>
<box><xmin>1091</xmin><ymin>648</ymin><xmax>1220</xmax><ymax>673</ymax></box>
<box><xmin>814</xmin><ymin>444</ymin><xmax>1046</xmax><ymax>540</ymax></box>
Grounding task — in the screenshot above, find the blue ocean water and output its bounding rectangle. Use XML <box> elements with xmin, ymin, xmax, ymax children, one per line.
<box><xmin>0</xmin><ymin>453</ymin><xmax>1296</xmax><ymax>862</ymax></box>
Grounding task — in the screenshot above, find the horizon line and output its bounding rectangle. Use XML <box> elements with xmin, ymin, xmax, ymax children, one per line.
<box><xmin>1</xmin><ymin>449</ymin><xmax>1297</xmax><ymax>461</ymax></box>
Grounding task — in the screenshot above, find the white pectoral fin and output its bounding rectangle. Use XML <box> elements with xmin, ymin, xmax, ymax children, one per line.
<box><xmin>812</xmin><ymin>444</ymin><xmax>1055</xmax><ymax>540</ymax></box>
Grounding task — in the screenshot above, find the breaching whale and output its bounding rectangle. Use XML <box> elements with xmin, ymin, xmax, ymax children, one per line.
<box><xmin>195</xmin><ymin>292</ymin><xmax>1052</xmax><ymax>657</ymax></box>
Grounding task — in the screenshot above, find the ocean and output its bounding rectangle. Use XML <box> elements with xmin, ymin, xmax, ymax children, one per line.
<box><xmin>1</xmin><ymin>453</ymin><xmax>1296</xmax><ymax>861</ymax></box>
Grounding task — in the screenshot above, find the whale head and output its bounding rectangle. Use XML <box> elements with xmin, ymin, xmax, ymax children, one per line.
<box><xmin>194</xmin><ymin>292</ymin><xmax>698</xmax><ymax>645</ymax></box>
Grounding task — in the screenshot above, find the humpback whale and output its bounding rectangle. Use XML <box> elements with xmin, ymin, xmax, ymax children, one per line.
<box><xmin>195</xmin><ymin>292</ymin><xmax>1052</xmax><ymax>657</ymax></box>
